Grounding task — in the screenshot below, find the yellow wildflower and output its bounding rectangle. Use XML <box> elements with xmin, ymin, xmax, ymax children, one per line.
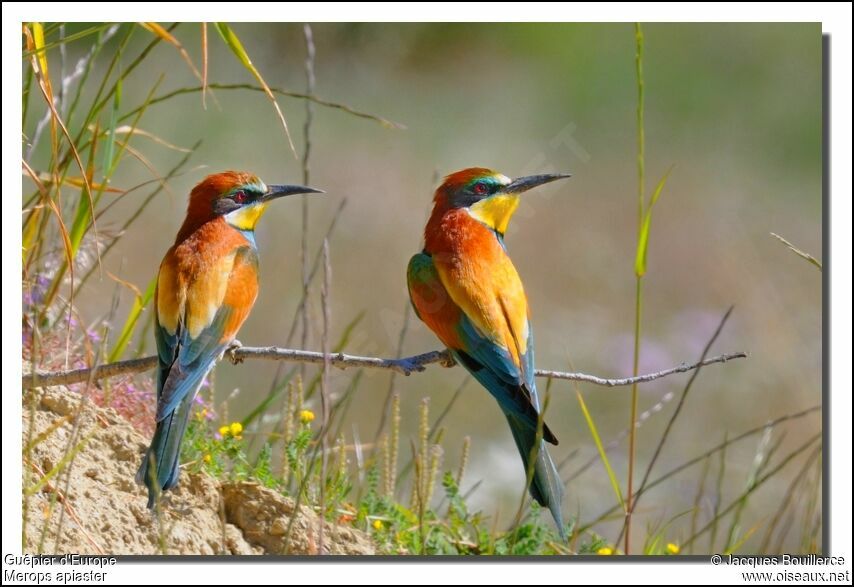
<box><xmin>299</xmin><ymin>409</ymin><xmax>315</xmax><ymax>424</ymax></box>
<box><xmin>597</xmin><ymin>546</ymin><xmax>614</xmax><ymax>556</ymax></box>
<box><xmin>218</xmin><ymin>425</ymin><xmax>230</xmax><ymax>437</ymax></box>
<box><xmin>666</xmin><ymin>542</ymin><xmax>680</xmax><ymax>555</ymax></box>
<box><xmin>230</xmin><ymin>421</ymin><xmax>243</xmax><ymax>437</ymax></box>
<box><xmin>372</xmin><ymin>519</ymin><xmax>383</xmax><ymax>531</ymax></box>
<box><xmin>203</xmin><ymin>454</ymin><xmax>212</xmax><ymax>464</ymax></box>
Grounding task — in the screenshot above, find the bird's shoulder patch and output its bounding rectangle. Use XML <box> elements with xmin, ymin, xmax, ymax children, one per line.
<box><xmin>407</xmin><ymin>252</ymin><xmax>464</xmax><ymax>349</ymax></box>
<box><xmin>156</xmin><ymin>252</ymin><xmax>184</xmax><ymax>336</ymax></box>
<box><xmin>184</xmin><ymin>249</ymin><xmax>239</xmax><ymax>339</ymax></box>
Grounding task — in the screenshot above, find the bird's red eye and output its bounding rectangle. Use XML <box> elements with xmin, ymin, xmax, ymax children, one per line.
<box><xmin>473</xmin><ymin>182</ymin><xmax>488</xmax><ymax>195</ymax></box>
<box><xmin>233</xmin><ymin>191</ymin><xmax>247</xmax><ymax>204</ymax></box>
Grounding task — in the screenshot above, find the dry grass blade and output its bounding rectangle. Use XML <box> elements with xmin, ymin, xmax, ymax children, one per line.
<box><xmin>22</xmin><ymin>23</ymin><xmax>114</xmax><ymax>57</ymax></box>
<box><xmin>105</xmin><ymin>269</ymin><xmax>143</xmax><ymax>299</ymax></box>
<box><xmin>770</xmin><ymin>232</ymin><xmax>822</xmax><ymax>271</ymax></box>
<box><xmin>26</xmin><ymin>27</ymin><xmax>98</xmax><ymax>263</ymax></box>
<box><xmin>94</xmin><ymin>125</ymin><xmax>193</xmax><ymax>153</ymax></box>
<box><xmin>139</xmin><ymin>22</ymin><xmax>204</xmax><ymax>83</ymax></box>
<box><xmin>22</xmin><ymin>160</ymin><xmax>74</xmax><ymax>298</ymax></box>
<box><xmin>214</xmin><ymin>22</ymin><xmax>297</xmax><ymax>157</ymax></box>
<box><xmin>23</xmin><ymin>170</ymin><xmax>124</xmax><ymax>194</ymax></box>
<box><xmin>123</xmin><ymin>144</ymin><xmax>171</xmax><ymax>188</ymax></box>
<box><xmin>26</xmin><ymin>25</ymin><xmax>94</xmax><ymax>205</ymax></box>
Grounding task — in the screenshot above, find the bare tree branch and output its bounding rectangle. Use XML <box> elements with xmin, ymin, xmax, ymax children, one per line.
<box><xmin>22</xmin><ymin>346</ymin><xmax>747</xmax><ymax>390</ymax></box>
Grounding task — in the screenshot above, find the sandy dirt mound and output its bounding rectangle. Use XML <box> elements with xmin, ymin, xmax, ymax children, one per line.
<box><xmin>22</xmin><ymin>386</ymin><xmax>374</xmax><ymax>555</ymax></box>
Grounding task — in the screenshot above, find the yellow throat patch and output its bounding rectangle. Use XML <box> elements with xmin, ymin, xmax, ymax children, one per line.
<box><xmin>225</xmin><ymin>202</ymin><xmax>269</xmax><ymax>231</ymax></box>
<box><xmin>468</xmin><ymin>194</ymin><xmax>520</xmax><ymax>235</ymax></box>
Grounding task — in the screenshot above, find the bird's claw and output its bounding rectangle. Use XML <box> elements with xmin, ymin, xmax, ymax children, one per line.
<box><xmin>227</xmin><ymin>340</ymin><xmax>244</xmax><ymax>364</ymax></box>
<box><xmin>393</xmin><ymin>359</ymin><xmax>426</xmax><ymax>376</ymax></box>
<box><xmin>440</xmin><ymin>353</ymin><xmax>456</xmax><ymax>368</ymax></box>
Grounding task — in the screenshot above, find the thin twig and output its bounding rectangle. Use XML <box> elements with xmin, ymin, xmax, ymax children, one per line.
<box><xmin>299</xmin><ymin>23</ymin><xmax>316</xmax><ymax>386</ymax></box>
<box><xmin>119</xmin><ymin>83</ymin><xmax>406</xmax><ymax>130</ymax></box>
<box><xmin>23</xmin><ymin>346</ymin><xmax>747</xmax><ymax>390</ymax></box>
<box><xmin>534</xmin><ymin>352</ymin><xmax>746</xmax><ymax>386</ymax></box>
<box><xmin>317</xmin><ymin>238</ymin><xmax>331</xmax><ymax>554</ymax></box>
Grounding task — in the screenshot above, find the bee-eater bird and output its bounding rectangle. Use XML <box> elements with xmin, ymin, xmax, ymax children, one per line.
<box><xmin>136</xmin><ymin>171</ymin><xmax>322</xmax><ymax>508</ymax></box>
<box><xmin>407</xmin><ymin>167</ymin><xmax>571</xmax><ymax>536</ymax></box>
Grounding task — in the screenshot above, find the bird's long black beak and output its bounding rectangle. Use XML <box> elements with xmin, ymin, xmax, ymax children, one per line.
<box><xmin>261</xmin><ymin>184</ymin><xmax>325</xmax><ymax>202</ymax></box>
<box><xmin>501</xmin><ymin>173</ymin><xmax>572</xmax><ymax>194</ymax></box>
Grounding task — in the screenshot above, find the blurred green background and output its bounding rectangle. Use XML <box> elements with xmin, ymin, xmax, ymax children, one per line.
<box><xmin>25</xmin><ymin>22</ymin><xmax>822</xmax><ymax>550</ymax></box>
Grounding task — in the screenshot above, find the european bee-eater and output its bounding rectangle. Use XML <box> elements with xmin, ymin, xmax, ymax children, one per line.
<box><xmin>136</xmin><ymin>171</ymin><xmax>322</xmax><ymax>508</ymax></box>
<box><xmin>407</xmin><ymin>167</ymin><xmax>571</xmax><ymax>536</ymax></box>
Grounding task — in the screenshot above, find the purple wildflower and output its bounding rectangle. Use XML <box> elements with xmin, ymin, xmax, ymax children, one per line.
<box><xmin>86</xmin><ymin>328</ymin><xmax>102</xmax><ymax>343</ymax></box>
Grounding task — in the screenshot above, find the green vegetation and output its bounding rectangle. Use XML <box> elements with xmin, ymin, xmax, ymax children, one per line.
<box><xmin>178</xmin><ymin>381</ymin><xmax>602</xmax><ymax>554</ymax></box>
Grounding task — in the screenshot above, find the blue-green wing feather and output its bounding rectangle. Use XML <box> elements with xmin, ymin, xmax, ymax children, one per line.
<box><xmin>155</xmin><ymin>306</ymin><xmax>233</xmax><ymax>422</ymax></box>
<box><xmin>454</xmin><ymin>316</ymin><xmax>557</xmax><ymax>444</ymax></box>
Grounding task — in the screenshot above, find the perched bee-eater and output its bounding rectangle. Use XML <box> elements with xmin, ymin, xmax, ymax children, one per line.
<box><xmin>136</xmin><ymin>171</ymin><xmax>322</xmax><ymax>508</ymax></box>
<box><xmin>407</xmin><ymin>167</ymin><xmax>571</xmax><ymax>536</ymax></box>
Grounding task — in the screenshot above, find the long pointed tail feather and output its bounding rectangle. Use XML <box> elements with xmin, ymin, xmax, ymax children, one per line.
<box><xmin>135</xmin><ymin>394</ymin><xmax>195</xmax><ymax>509</ymax></box>
<box><xmin>505</xmin><ymin>412</ymin><xmax>566</xmax><ymax>540</ymax></box>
